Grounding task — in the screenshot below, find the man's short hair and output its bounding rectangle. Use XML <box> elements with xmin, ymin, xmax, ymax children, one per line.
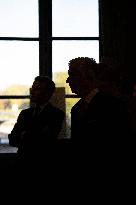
<box><xmin>34</xmin><ymin>76</ymin><xmax>55</xmax><ymax>96</ymax></box>
<box><xmin>68</xmin><ymin>57</ymin><xmax>98</xmax><ymax>80</ymax></box>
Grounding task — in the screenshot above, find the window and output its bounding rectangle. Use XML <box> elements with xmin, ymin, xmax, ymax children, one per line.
<box><xmin>0</xmin><ymin>0</ymin><xmax>99</xmax><ymax>146</ymax></box>
<box><xmin>0</xmin><ymin>0</ymin><xmax>39</xmax><ymax>144</ymax></box>
<box><xmin>52</xmin><ymin>0</ymin><xmax>99</xmax><ymax>137</ymax></box>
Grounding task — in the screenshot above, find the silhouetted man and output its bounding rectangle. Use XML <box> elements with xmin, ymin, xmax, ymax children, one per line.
<box><xmin>8</xmin><ymin>76</ymin><xmax>65</xmax><ymax>172</ymax></box>
<box><xmin>66</xmin><ymin>57</ymin><xmax>130</xmax><ymax>153</ymax></box>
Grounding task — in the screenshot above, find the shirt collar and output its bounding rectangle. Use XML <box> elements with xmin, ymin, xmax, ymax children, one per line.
<box><xmin>34</xmin><ymin>102</ymin><xmax>49</xmax><ymax>112</ymax></box>
<box><xmin>84</xmin><ymin>88</ymin><xmax>99</xmax><ymax>104</ymax></box>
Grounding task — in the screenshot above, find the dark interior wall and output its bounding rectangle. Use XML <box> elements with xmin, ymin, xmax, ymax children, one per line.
<box><xmin>100</xmin><ymin>0</ymin><xmax>136</xmax><ymax>79</ymax></box>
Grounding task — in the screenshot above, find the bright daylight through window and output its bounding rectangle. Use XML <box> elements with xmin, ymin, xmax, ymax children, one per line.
<box><xmin>0</xmin><ymin>0</ymin><xmax>39</xmax><ymax>145</ymax></box>
<box><xmin>52</xmin><ymin>0</ymin><xmax>99</xmax><ymax>137</ymax></box>
<box><xmin>0</xmin><ymin>0</ymin><xmax>99</xmax><ymax>146</ymax></box>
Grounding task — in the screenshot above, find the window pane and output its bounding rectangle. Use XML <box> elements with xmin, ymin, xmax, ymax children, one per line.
<box><xmin>0</xmin><ymin>41</ymin><xmax>39</xmax><ymax>95</ymax></box>
<box><xmin>0</xmin><ymin>0</ymin><xmax>39</xmax><ymax>37</ymax></box>
<box><xmin>0</xmin><ymin>99</ymin><xmax>30</xmax><ymax>144</ymax></box>
<box><xmin>52</xmin><ymin>40</ymin><xmax>99</xmax><ymax>94</ymax></box>
<box><xmin>52</xmin><ymin>0</ymin><xmax>99</xmax><ymax>37</ymax></box>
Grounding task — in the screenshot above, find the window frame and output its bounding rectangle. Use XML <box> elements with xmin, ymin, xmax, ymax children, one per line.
<box><xmin>0</xmin><ymin>0</ymin><xmax>100</xmax><ymax>146</ymax></box>
<box><xmin>39</xmin><ymin>0</ymin><xmax>100</xmax><ymax>98</ymax></box>
<box><xmin>0</xmin><ymin>0</ymin><xmax>100</xmax><ymax>97</ymax></box>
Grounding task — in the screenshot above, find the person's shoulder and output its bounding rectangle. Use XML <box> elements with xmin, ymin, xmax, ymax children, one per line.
<box><xmin>95</xmin><ymin>91</ymin><xmax>121</xmax><ymax>103</ymax></box>
<box><xmin>93</xmin><ymin>91</ymin><xmax>126</xmax><ymax>110</ymax></box>
<box><xmin>71</xmin><ymin>99</ymin><xmax>81</xmax><ymax>111</ymax></box>
<box><xmin>19</xmin><ymin>107</ymin><xmax>33</xmax><ymax>116</ymax></box>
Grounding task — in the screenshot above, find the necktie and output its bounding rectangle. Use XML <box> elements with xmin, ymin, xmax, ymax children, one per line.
<box><xmin>34</xmin><ymin>106</ymin><xmax>41</xmax><ymax>117</ymax></box>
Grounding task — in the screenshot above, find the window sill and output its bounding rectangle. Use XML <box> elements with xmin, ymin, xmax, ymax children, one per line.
<box><xmin>0</xmin><ymin>144</ymin><xmax>17</xmax><ymax>154</ymax></box>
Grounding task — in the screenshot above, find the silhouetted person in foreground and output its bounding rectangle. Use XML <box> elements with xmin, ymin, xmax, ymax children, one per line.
<box><xmin>66</xmin><ymin>57</ymin><xmax>130</xmax><ymax>155</ymax></box>
<box><xmin>8</xmin><ymin>76</ymin><xmax>65</xmax><ymax>177</ymax></box>
<box><xmin>65</xmin><ymin>57</ymin><xmax>133</xmax><ymax>192</ymax></box>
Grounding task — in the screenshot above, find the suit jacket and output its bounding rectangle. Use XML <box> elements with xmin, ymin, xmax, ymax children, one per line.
<box><xmin>68</xmin><ymin>92</ymin><xmax>132</xmax><ymax>191</ymax></box>
<box><xmin>71</xmin><ymin>91</ymin><xmax>130</xmax><ymax>150</ymax></box>
<box><xmin>8</xmin><ymin>103</ymin><xmax>65</xmax><ymax>156</ymax></box>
